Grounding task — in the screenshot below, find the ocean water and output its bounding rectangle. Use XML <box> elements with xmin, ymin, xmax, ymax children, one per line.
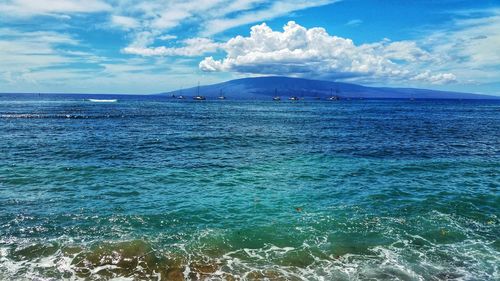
<box><xmin>0</xmin><ymin>95</ymin><xmax>499</xmax><ymax>280</ymax></box>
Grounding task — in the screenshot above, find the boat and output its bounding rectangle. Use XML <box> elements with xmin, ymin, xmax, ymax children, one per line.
<box><xmin>193</xmin><ymin>82</ymin><xmax>206</xmax><ymax>100</ymax></box>
<box><xmin>176</xmin><ymin>88</ymin><xmax>185</xmax><ymax>99</ymax></box>
<box><xmin>218</xmin><ymin>89</ymin><xmax>226</xmax><ymax>100</ymax></box>
<box><xmin>288</xmin><ymin>96</ymin><xmax>300</xmax><ymax>101</ymax></box>
<box><xmin>272</xmin><ymin>88</ymin><xmax>281</xmax><ymax>101</ymax></box>
<box><xmin>327</xmin><ymin>87</ymin><xmax>340</xmax><ymax>101</ymax></box>
<box><xmin>172</xmin><ymin>88</ymin><xmax>185</xmax><ymax>100</ymax></box>
<box><xmin>88</xmin><ymin>99</ymin><xmax>117</xmax><ymax>103</ymax></box>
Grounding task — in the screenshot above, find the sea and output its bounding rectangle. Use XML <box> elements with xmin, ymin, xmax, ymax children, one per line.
<box><xmin>0</xmin><ymin>94</ymin><xmax>498</xmax><ymax>280</ymax></box>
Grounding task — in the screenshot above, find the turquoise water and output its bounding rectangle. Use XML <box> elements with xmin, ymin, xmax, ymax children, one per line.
<box><xmin>0</xmin><ymin>95</ymin><xmax>499</xmax><ymax>280</ymax></box>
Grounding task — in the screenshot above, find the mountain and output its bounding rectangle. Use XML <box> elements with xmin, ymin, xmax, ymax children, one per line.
<box><xmin>158</xmin><ymin>76</ymin><xmax>498</xmax><ymax>100</ymax></box>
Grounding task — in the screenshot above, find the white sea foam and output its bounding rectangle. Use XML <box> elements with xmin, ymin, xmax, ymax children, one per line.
<box><xmin>88</xmin><ymin>99</ymin><xmax>117</xmax><ymax>103</ymax></box>
<box><xmin>0</xmin><ymin>241</ymin><xmax>497</xmax><ymax>281</ymax></box>
<box><xmin>1</xmin><ymin>221</ymin><xmax>498</xmax><ymax>281</ymax></box>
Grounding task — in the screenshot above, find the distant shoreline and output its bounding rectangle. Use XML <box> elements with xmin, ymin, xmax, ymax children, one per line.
<box><xmin>1</xmin><ymin>92</ymin><xmax>499</xmax><ymax>101</ymax></box>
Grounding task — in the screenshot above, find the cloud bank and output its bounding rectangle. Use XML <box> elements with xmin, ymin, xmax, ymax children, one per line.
<box><xmin>199</xmin><ymin>21</ymin><xmax>456</xmax><ymax>84</ymax></box>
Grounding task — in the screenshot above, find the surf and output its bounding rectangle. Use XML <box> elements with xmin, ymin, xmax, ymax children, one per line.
<box><xmin>88</xmin><ymin>99</ymin><xmax>118</xmax><ymax>103</ymax></box>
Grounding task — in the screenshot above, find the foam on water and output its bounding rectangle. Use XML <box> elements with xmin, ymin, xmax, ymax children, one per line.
<box><xmin>1</xmin><ymin>216</ymin><xmax>498</xmax><ymax>280</ymax></box>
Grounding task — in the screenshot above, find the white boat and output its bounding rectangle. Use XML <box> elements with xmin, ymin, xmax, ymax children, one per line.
<box><xmin>327</xmin><ymin>87</ymin><xmax>341</xmax><ymax>101</ymax></box>
<box><xmin>272</xmin><ymin>88</ymin><xmax>281</xmax><ymax>101</ymax></box>
<box><xmin>193</xmin><ymin>81</ymin><xmax>206</xmax><ymax>100</ymax></box>
<box><xmin>88</xmin><ymin>99</ymin><xmax>117</xmax><ymax>103</ymax></box>
<box><xmin>218</xmin><ymin>89</ymin><xmax>226</xmax><ymax>100</ymax></box>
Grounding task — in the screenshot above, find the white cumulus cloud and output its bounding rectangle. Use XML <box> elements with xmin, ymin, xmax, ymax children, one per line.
<box><xmin>199</xmin><ymin>21</ymin><xmax>455</xmax><ymax>84</ymax></box>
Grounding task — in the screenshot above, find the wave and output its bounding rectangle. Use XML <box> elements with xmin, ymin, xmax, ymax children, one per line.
<box><xmin>88</xmin><ymin>99</ymin><xmax>118</xmax><ymax>103</ymax></box>
<box><xmin>1</xmin><ymin>235</ymin><xmax>497</xmax><ymax>280</ymax></box>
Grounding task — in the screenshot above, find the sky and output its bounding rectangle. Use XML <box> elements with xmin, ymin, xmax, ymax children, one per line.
<box><xmin>0</xmin><ymin>0</ymin><xmax>499</xmax><ymax>95</ymax></box>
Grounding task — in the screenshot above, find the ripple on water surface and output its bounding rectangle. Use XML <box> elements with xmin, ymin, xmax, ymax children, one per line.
<box><xmin>0</xmin><ymin>97</ymin><xmax>499</xmax><ymax>280</ymax></box>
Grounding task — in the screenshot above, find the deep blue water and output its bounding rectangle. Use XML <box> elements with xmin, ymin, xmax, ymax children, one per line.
<box><xmin>0</xmin><ymin>95</ymin><xmax>499</xmax><ymax>280</ymax></box>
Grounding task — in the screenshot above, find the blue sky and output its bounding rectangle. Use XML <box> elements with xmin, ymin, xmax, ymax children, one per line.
<box><xmin>0</xmin><ymin>0</ymin><xmax>499</xmax><ymax>95</ymax></box>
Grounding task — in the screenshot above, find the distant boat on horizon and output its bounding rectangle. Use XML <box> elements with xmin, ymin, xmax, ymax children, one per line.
<box><xmin>288</xmin><ymin>96</ymin><xmax>300</xmax><ymax>101</ymax></box>
<box><xmin>193</xmin><ymin>81</ymin><xmax>206</xmax><ymax>100</ymax></box>
<box><xmin>327</xmin><ymin>87</ymin><xmax>340</xmax><ymax>101</ymax></box>
<box><xmin>88</xmin><ymin>99</ymin><xmax>117</xmax><ymax>103</ymax></box>
<box><xmin>176</xmin><ymin>88</ymin><xmax>185</xmax><ymax>99</ymax></box>
<box><xmin>218</xmin><ymin>89</ymin><xmax>226</xmax><ymax>100</ymax></box>
<box><xmin>272</xmin><ymin>88</ymin><xmax>281</xmax><ymax>101</ymax></box>
<box><xmin>193</xmin><ymin>95</ymin><xmax>206</xmax><ymax>100</ymax></box>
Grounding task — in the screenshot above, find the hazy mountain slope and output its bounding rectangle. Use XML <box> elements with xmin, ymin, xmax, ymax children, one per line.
<box><xmin>158</xmin><ymin>76</ymin><xmax>497</xmax><ymax>99</ymax></box>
